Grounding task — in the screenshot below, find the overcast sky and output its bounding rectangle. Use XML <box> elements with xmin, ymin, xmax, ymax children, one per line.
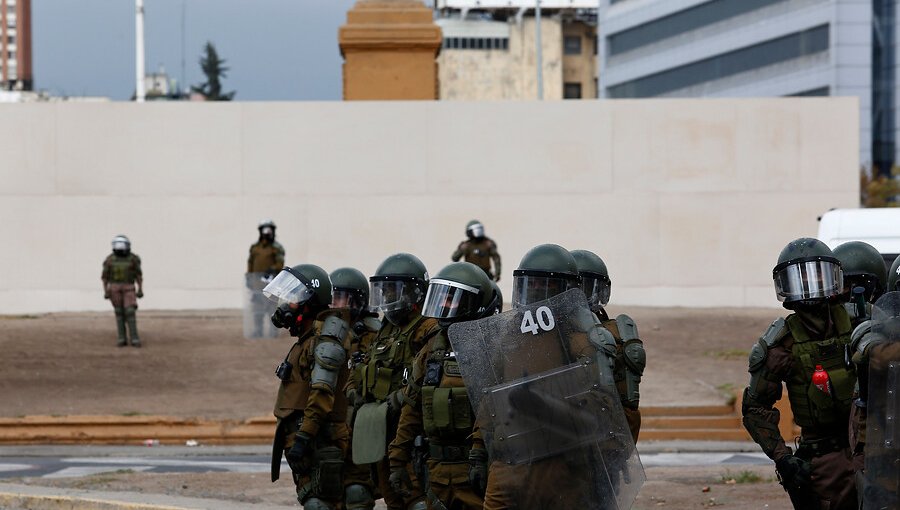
<box><xmin>33</xmin><ymin>0</ymin><xmax>358</xmax><ymax>100</ymax></box>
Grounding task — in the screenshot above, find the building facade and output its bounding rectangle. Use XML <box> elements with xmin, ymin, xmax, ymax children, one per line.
<box><xmin>599</xmin><ymin>0</ymin><xmax>895</xmax><ymax>171</ymax></box>
<box><xmin>1</xmin><ymin>0</ymin><xmax>32</xmax><ymax>91</ymax></box>
<box><xmin>435</xmin><ymin>0</ymin><xmax>597</xmax><ymax>100</ymax></box>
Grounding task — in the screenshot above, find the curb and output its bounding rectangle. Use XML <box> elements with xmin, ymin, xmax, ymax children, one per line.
<box><xmin>0</xmin><ymin>491</ymin><xmax>186</xmax><ymax>510</ymax></box>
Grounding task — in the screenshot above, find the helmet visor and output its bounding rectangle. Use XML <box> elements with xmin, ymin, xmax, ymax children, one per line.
<box><xmin>513</xmin><ymin>274</ymin><xmax>577</xmax><ymax>308</ymax></box>
<box><xmin>422</xmin><ymin>279</ymin><xmax>481</xmax><ymax>319</ymax></box>
<box><xmin>263</xmin><ymin>269</ymin><xmax>314</xmax><ymax>305</ymax></box>
<box><xmin>580</xmin><ymin>274</ymin><xmax>611</xmax><ymax>307</ymax></box>
<box><xmin>774</xmin><ymin>260</ymin><xmax>843</xmax><ymax>302</ymax></box>
<box><xmin>332</xmin><ymin>288</ymin><xmax>365</xmax><ymax>311</ymax></box>
<box><xmin>369</xmin><ymin>280</ymin><xmax>417</xmax><ymax>312</ymax></box>
<box><xmin>468</xmin><ymin>224</ymin><xmax>485</xmax><ymax>238</ymax></box>
<box><xmin>112</xmin><ymin>238</ymin><xmax>129</xmax><ymax>251</ymax></box>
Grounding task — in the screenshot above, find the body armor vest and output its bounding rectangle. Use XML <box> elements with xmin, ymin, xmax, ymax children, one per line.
<box><xmin>105</xmin><ymin>254</ymin><xmax>139</xmax><ymax>283</ymax></box>
<box><xmin>421</xmin><ymin>331</ymin><xmax>473</xmax><ymax>442</ymax></box>
<box><xmin>784</xmin><ymin>305</ymin><xmax>855</xmax><ymax>433</ymax></box>
<box><xmin>359</xmin><ymin>314</ymin><xmax>430</xmax><ymax>402</ymax></box>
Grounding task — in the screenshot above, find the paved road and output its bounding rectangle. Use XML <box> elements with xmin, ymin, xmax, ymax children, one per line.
<box><xmin>0</xmin><ymin>443</ymin><xmax>771</xmax><ymax>479</ymax></box>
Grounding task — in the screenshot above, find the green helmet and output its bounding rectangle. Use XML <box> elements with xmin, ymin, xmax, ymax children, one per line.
<box><xmin>833</xmin><ymin>241</ymin><xmax>888</xmax><ymax>301</ymax></box>
<box><xmin>466</xmin><ymin>220</ymin><xmax>485</xmax><ymax>239</ymax></box>
<box><xmin>512</xmin><ymin>244</ymin><xmax>580</xmax><ymax>308</ymax></box>
<box><xmin>773</xmin><ymin>238</ymin><xmax>842</xmax><ymax>304</ymax></box>
<box><xmin>422</xmin><ymin>262</ymin><xmax>494</xmax><ymax>326</ymax></box>
<box><xmin>889</xmin><ymin>254</ymin><xmax>900</xmax><ymax>292</ymax></box>
<box><xmin>263</xmin><ymin>263</ymin><xmax>332</xmax><ymax>307</ymax></box>
<box><xmin>570</xmin><ymin>249</ymin><xmax>611</xmax><ymax>308</ymax></box>
<box><xmin>330</xmin><ymin>267</ymin><xmax>369</xmax><ymax>314</ymax></box>
<box><xmin>369</xmin><ymin>253</ymin><xmax>429</xmax><ymax>323</ymax></box>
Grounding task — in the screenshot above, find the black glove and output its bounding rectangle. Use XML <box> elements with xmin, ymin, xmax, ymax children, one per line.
<box><xmin>468</xmin><ymin>448</ymin><xmax>488</xmax><ymax>497</ymax></box>
<box><xmin>386</xmin><ymin>390</ymin><xmax>404</xmax><ymax>417</ymax></box>
<box><xmin>389</xmin><ymin>466</ymin><xmax>412</xmax><ymax>499</ymax></box>
<box><xmin>136</xmin><ymin>289</ymin><xmax>144</xmax><ymax>299</ymax></box>
<box><xmin>285</xmin><ymin>433</ymin><xmax>309</xmax><ymax>474</ymax></box>
<box><xmin>776</xmin><ymin>454</ymin><xmax>812</xmax><ymax>489</ymax></box>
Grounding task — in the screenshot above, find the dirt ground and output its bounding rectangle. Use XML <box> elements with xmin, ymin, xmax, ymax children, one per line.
<box><xmin>2</xmin><ymin>306</ymin><xmax>791</xmax><ymax>508</ymax></box>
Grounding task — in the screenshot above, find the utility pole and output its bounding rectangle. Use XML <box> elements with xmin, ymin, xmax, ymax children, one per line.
<box><xmin>535</xmin><ymin>0</ymin><xmax>543</xmax><ymax>100</ymax></box>
<box><xmin>135</xmin><ymin>0</ymin><xmax>146</xmax><ymax>102</ymax></box>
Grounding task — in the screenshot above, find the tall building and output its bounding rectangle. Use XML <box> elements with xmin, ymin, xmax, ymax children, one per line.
<box><xmin>598</xmin><ymin>0</ymin><xmax>896</xmax><ymax>171</ymax></box>
<box><xmin>0</xmin><ymin>0</ymin><xmax>32</xmax><ymax>91</ymax></box>
<box><xmin>435</xmin><ymin>0</ymin><xmax>598</xmax><ymax>100</ymax></box>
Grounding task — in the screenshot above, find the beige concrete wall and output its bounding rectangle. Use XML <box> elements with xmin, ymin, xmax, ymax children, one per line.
<box><xmin>439</xmin><ymin>17</ymin><xmax>563</xmax><ymax>100</ymax></box>
<box><xmin>0</xmin><ymin>98</ymin><xmax>858</xmax><ymax>313</ymax></box>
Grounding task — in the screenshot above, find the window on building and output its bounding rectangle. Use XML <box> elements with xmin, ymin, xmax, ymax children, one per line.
<box><xmin>607</xmin><ymin>0</ymin><xmax>789</xmax><ymax>56</ymax></box>
<box><xmin>607</xmin><ymin>24</ymin><xmax>829</xmax><ymax>98</ymax></box>
<box><xmin>443</xmin><ymin>36</ymin><xmax>510</xmax><ymax>51</ymax></box>
<box><xmin>593</xmin><ymin>36</ymin><xmax>598</xmax><ymax>55</ymax></box>
<box><xmin>564</xmin><ymin>82</ymin><xmax>582</xmax><ymax>99</ymax></box>
<box><xmin>564</xmin><ymin>36</ymin><xmax>582</xmax><ymax>55</ymax></box>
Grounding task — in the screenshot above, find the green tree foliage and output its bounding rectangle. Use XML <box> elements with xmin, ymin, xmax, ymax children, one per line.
<box><xmin>861</xmin><ymin>166</ymin><xmax>900</xmax><ymax>207</ymax></box>
<box><xmin>191</xmin><ymin>42</ymin><xmax>235</xmax><ymax>101</ymax></box>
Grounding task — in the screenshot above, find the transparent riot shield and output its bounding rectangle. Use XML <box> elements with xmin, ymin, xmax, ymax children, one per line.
<box><xmin>863</xmin><ymin>291</ymin><xmax>900</xmax><ymax>509</ymax></box>
<box><xmin>448</xmin><ymin>288</ymin><xmax>644</xmax><ymax>510</ymax></box>
<box><xmin>243</xmin><ymin>272</ymin><xmax>279</xmax><ymax>339</ymax></box>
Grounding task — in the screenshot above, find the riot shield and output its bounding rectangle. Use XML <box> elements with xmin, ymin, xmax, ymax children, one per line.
<box><xmin>243</xmin><ymin>272</ymin><xmax>279</xmax><ymax>339</ymax></box>
<box><xmin>448</xmin><ymin>288</ymin><xmax>644</xmax><ymax>510</ymax></box>
<box><xmin>863</xmin><ymin>291</ymin><xmax>900</xmax><ymax>509</ymax></box>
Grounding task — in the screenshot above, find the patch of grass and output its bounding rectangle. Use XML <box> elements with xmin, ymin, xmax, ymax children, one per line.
<box><xmin>715</xmin><ymin>383</ymin><xmax>738</xmax><ymax>406</ymax></box>
<box><xmin>704</xmin><ymin>349</ymin><xmax>749</xmax><ymax>360</ymax></box>
<box><xmin>120</xmin><ymin>411</ymin><xmax>144</xmax><ymax>417</ymax></box>
<box><xmin>0</xmin><ymin>314</ymin><xmax>40</xmax><ymax>320</ymax></box>
<box><xmin>720</xmin><ymin>469</ymin><xmax>767</xmax><ymax>484</ymax></box>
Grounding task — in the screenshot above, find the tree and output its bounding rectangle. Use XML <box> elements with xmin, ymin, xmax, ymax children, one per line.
<box><xmin>191</xmin><ymin>42</ymin><xmax>235</xmax><ymax>101</ymax></box>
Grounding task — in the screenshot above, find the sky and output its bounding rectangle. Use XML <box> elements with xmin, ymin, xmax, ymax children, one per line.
<box><xmin>32</xmin><ymin>0</ymin><xmax>358</xmax><ymax>100</ymax></box>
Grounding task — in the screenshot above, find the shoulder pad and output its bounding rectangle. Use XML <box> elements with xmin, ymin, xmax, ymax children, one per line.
<box><xmin>363</xmin><ymin>316</ymin><xmax>381</xmax><ymax>334</ymax></box>
<box><xmin>317</xmin><ymin>310</ymin><xmax>350</xmax><ymax>340</ymax></box>
<box><xmin>760</xmin><ymin>317</ymin><xmax>788</xmax><ymax>347</ymax></box>
<box><xmin>851</xmin><ymin>320</ymin><xmax>874</xmax><ymax>351</ymax></box>
<box><xmin>273</xmin><ymin>241</ymin><xmax>284</xmax><ymax>252</ymax></box>
<box><xmin>615</xmin><ymin>314</ymin><xmax>639</xmax><ymax>342</ymax></box>
<box><xmin>587</xmin><ymin>323</ymin><xmax>617</xmax><ymax>355</ymax></box>
<box><xmin>314</xmin><ymin>339</ymin><xmax>346</xmax><ymax>369</ymax></box>
<box><xmin>748</xmin><ymin>342</ymin><xmax>767</xmax><ymax>372</ymax></box>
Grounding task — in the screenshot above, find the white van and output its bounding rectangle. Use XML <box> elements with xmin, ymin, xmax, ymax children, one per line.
<box><xmin>818</xmin><ymin>208</ymin><xmax>900</xmax><ymax>268</ymax></box>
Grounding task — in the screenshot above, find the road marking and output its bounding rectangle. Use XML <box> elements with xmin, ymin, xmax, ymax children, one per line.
<box><xmin>44</xmin><ymin>466</ymin><xmax>154</xmax><ymax>479</ymax></box>
<box><xmin>0</xmin><ymin>464</ymin><xmax>36</xmax><ymax>472</ymax></box>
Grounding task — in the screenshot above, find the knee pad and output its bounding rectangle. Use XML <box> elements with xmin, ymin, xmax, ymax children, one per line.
<box><xmin>114</xmin><ymin>307</ymin><xmax>125</xmax><ymax>317</ymax></box>
<box><xmin>300</xmin><ymin>497</ymin><xmax>335</xmax><ymax>510</ymax></box>
<box><xmin>124</xmin><ymin>307</ymin><xmax>137</xmax><ymax>319</ymax></box>
<box><xmin>344</xmin><ymin>483</ymin><xmax>374</xmax><ymax>509</ymax></box>
<box><xmin>408</xmin><ymin>499</ymin><xmax>427</xmax><ymax>510</ymax></box>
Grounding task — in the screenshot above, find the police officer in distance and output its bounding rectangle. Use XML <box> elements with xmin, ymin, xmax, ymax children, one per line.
<box><xmin>247</xmin><ymin>220</ymin><xmax>285</xmax><ymax>337</ymax></box>
<box><xmin>451</xmin><ymin>220</ymin><xmax>501</xmax><ymax>282</ymax></box>
<box><xmin>248</xmin><ymin>220</ymin><xmax>285</xmax><ymax>275</ymax></box>
<box><xmin>265</xmin><ymin>263</ymin><xmax>353</xmax><ymax>510</ymax></box>
<box><xmin>741</xmin><ymin>238</ymin><xmax>857</xmax><ymax>509</ymax></box>
<box><xmin>102</xmin><ymin>235</ymin><xmax>143</xmax><ymax>347</ymax></box>
<box><xmin>332</xmin><ymin>267</ymin><xmax>382</xmax><ymax>510</ymax></box>
<box><xmin>352</xmin><ymin>254</ymin><xmax>441</xmax><ymax>510</ymax></box>
<box><xmin>571</xmin><ymin>249</ymin><xmax>645</xmax><ymax>442</ymax></box>
<box><xmin>388</xmin><ymin>261</ymin><xmax>501</xmax><ymax>510</ymax></box>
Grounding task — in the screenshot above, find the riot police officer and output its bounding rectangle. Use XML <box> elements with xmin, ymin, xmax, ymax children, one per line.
<box><xmin>742</xmin><ymin>238</ymin><xmax>858</xmax><ymax>509</ymax></box>
<box><xmin>247</xmin><ymin>220</ymin><xmax>285</xmax><ymax>337</ymax></box>
<box><xmin>571</xmin><ymin>249</ymin><xmax>645</xmax><ymax>442</ymax></box>
<box><xmin>451</xmin><ymin>220</ymin><xmax>501</xmax><ymax>282</ymax></box>
<box><xmin>265</xmin><ymin>264</ymin><xmax>353</xmax><ymax>510</ymax></box>
<box><xmin>480</xmin><ymin>244</ymin><xmax>632</xmax><ymax>510</ymax></box>
<box><xmin>332</xmin><ymin>267</ymin><xmax>382</xmax><ymax>510</ymax></box>
<box><xmin>833</xmin><ymin>241</ymin><xmax>887</xmax><ymax>328</ymax></box>
<box><xmin>102</xmin><ymin>235</ymin><xmax>143</xmax><ymax>347</ymax></box>
<box><xmin>351</xmin><ymin>254</ymin><xmax>441</xmax><ymax>510</ymax></box>
<box><xmin>388</xmin><ymin>262</ymin><xmax>501</xmax><ymax>510</ymax></box>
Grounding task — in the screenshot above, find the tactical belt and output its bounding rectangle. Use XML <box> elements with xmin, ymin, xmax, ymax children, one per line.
<box><xmin>797</xmin><ymin>436</ymin><xmax>849</xmax><ymax>459</ymax></box>
<box><xmin>428</xmin><ymin>442</ymin><xmax>470</xmax><ymax>461</ymax></box>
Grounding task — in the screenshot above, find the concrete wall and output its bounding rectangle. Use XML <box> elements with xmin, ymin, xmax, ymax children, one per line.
<box><xmin>0</xmin><ymin>98</ymin><xmax>859</xmax><ymax>313</ymax></box>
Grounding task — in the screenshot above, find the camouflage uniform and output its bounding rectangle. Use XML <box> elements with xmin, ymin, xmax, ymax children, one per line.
<box><xmin>389</xmin><ymin>329</ymin><xmax>484</xmax><ymax>510</ymax></box>
<box><xmin>271</xmin><ymin>309</ymin><xmax>353</xmax><ymax>508</ymax></box>
<box><xmin>451</xmin><ymin>238</ymin><xmax>500</xmax><ymax>281</ymax></box>
<box><xmin>742</xmin><ymin>304</ymin><xmax>858</xmax><ymax>509</ymax></box>
<box><xmin>248</xmin><ymin>240</ymin><xmax>285</xmax><ymax>274</ymax></box>
<box><xmin>350</xmin><ymin>314</ymin><xmax>441</xmax><ymax>509</ymax></box>
<box><xmin>102</xmin><ymin>252</ymin><xmax>143</xmax><ymax>347</ymax></box>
